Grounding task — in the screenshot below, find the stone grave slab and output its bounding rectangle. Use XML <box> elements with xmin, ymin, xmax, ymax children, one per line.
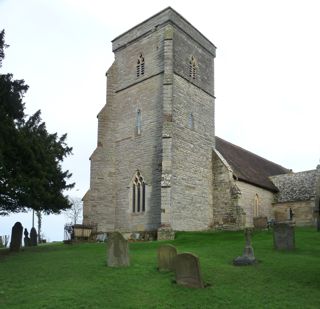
<box><xmin>107</xmin><ymin>232</ymin><xmax>130</xmax><ymax>267</ymax></box>
<box><xmin>30</xmin><ymin>227</ymin><xmax>37</xmax><ymax>246</ymax></box>
<box><xmin>174</xmin><ymin>253</ymin><xmax>204</xmax><ymax>288</ymax></box>
<box><xmin>10</xmin><ymin>222</ymin><xmax>23</xmax><ymax>252</ymax></box>
<box><xmin>157</xmin><ymin>244</ymin><xmax>177</xmax><ymax>272</ymax></box>
<box><xmin>273</xmin><ymin>223</ymin><xmax>295</xmax><ymax>250</ymax></box>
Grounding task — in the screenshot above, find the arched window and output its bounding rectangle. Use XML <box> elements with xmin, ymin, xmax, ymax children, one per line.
<box><xmin>254</xmin><ymin>194</ymin><xmax>260</xmax><ymax>217</ymax></box>
<box><xmin>188</xmin><ymin>113</ymin><xmax>194</xmax><ymax>130</ymax></box>
<box><xmin>136</xmin><ymin>109</ymin><xmax>142</xmax><ymax>135</ymax></box>
<box><xmin>189</xmin><ymin>56</ymin><xmax>197</xmax><ymax>79</ymax></box>
<box><xmin>132</xmin><ymin>171</ymin><xmax>146</xmax><ymax>213</ymax></box>
<box><xmin>136</xmin><ymin>54</ymin><xmax>145</xmax><ymax>77</ymax></box>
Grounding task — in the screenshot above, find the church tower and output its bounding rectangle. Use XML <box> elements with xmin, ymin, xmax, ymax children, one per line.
<box><xmin>83</xmin><ymin>7</ymin><xmax>216</xmax><ymax>234</ymax></box>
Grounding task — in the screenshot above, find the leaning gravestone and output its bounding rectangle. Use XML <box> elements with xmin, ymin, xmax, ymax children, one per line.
<box><xmin>157</xmin><ymin>244</ymin><xmax>177</xmax><ymax>272</ymax></box>
<box><xmin>9</xmin><ymin>222</ymin><xmax>23</xmax><ymax>252</ymax></box>
<box><xmin>174</xmin><ymin>253</ymin><xmax>204</xmax><ymax>288</ymax></box>
<box><xmin>30</xmin><ymin>227</ymin><xmax>38</xmax><ymax>246</ymax></box>
<box><xmin>273</xmin><ymin>222</ymin><xmax>295</xmax><ymax>250</ymax></box>
<box><xmin>233</xmin><ymin>228</ymin><xmax>257</xmax><ymax>266</ymax></box>
<box><xmin>107</xmin><ymin>232</ymin><xmax>130</xmax><ymax>267</ymax></box>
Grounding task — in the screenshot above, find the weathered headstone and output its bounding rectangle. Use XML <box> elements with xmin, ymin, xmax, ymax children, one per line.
<box><xmin>273</xmin><ymin>222</ymin><xmax>295</xmax><ymax>250</ymax></box>
<box><xmin>233</xmin><ymin>228</ymin><xmax>257</xmax><ymax>266</ymax></box>
<box><xmin>174</xmin><ymin>253</ymin><xmax>204</xmax><ymax>288</ymax></box>
<box><xmin>157</xmin><ymin>244</ymin><xmax>177</xmax><ymax>272</ymax></box>
<box><xmin>9</xmin><ymin>222</ymin><xmax>23</xmax><ymax>252</ymax></box>
<box><xmin>24</xmin><ymin>228</ymin><xmax>30</xmax><ymax>247</ymax></box>
<box><xmin>253</xmin><ymin>216</ymin><xmax>268</xmax><ymax>230</ymax></box>
<box><xmin>107</xmin><ymin>232</ymin><xmax>130</xmax><ymax>267</ymax></box>
<box><xmin>30</xmin><ymin>227</ymin><xmax>37</xmax><ymax>246</ymax></box>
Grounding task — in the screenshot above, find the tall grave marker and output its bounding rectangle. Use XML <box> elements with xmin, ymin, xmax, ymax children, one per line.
<box><xmin>107</xmin><ymin>232</ymin><xmax>130</xmax><ymax>267</ymax></box>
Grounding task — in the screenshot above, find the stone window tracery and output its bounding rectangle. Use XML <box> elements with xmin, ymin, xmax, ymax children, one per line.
<box><xmin>132</xmin><ymin>171</ymin><xmax>146</xmax><ymax>213</ymax></box>
<box><xmin>189</xmin><ymin>56</ymin><xmax>197</xmax><ymax>79</ymax></box>
<box><xmin>136</xmin><ymin>54</ymin><xmax>145</xmax><ymax>77</ymax></box>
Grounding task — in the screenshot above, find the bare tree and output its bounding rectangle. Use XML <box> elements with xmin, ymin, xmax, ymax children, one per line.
<box><xmin>64</xmin><ymin>197</ymin><xmax>83</xmax><ymax>225</ymax></box>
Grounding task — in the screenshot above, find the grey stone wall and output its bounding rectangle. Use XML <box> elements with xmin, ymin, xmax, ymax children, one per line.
<box><xmin>83</xmin><ymin>63</ymin><xmax>117</xmax><ymax>232</ymax></box>
<box><xmin>273</xmin><ymin>200</ymin><xmax>316</xmax><ymax>226</ymax></box>
<box><xmin>211</xmin><ymin>150</ymin><xmax>243</xmax><ymax>230</ymax></box>
<box><xmin>211</xmin><ymin>150</ymin><xmax>275</xmax><ymax>229</ymax></box>
<box><xmin>237</xmin><ymin>181</ymin><xmax>275</xmax><ymax>226</ymax></box>
<box><xmin>113</xmin><ymin>75</ymin><xmax>163</xmax><ymax>231</ymax></box>
<box><xmin>84</xmin><ymin>26</ymin><xmax>166</xmax><ymax>232</ymax></box>
<box><xmin>170</xmin><ymin>75</ymin><xmax>215</xmax><ymax>230</ymax></box>
<box><xmin>173</xmin><ymin>30</ymin><xmax>214</xmax><ymax>96</ymax></box>
<box><xmin>83</xmin><ymin>7</ymin><xmax>217</xmax><ymax>233</ymax></box>
<box><xmin>272</xmin><ymin>166</ymin><xmax>320</xmax><ymax>227</ymax></box>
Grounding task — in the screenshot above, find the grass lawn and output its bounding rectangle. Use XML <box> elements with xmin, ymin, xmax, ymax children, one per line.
<box><xmin>0</xmin><ymin>228</ymin><xmax>319</xmax><ymax>309</ymax></box>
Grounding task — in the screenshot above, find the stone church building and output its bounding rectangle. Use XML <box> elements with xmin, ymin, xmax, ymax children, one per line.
<box><xmin>83</xmin><ymin>7</ymin><xmax>320</xmax><ymax>236</ymax></box>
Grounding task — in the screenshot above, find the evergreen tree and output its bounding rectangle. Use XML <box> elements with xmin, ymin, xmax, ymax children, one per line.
<box><xmin>0</xmin><ymin>30</ymin><xmax>74</xmax><ymax>215</ymax></box>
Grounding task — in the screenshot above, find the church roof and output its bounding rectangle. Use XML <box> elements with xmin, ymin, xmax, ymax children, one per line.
<box><xmin>215</xmin><ymin>137</ymin><xmax>290</xmax><ymax>192</ymax></box>
<box><xmin>270</xmin><ymin>170</ymin><xmax>319</xmax><ymax>202</ymax></box>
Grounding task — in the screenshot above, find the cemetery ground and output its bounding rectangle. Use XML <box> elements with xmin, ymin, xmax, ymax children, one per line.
<box><xmin>0</xmin><ymin>228</ymin><xmax>319</xmax><ymax>309</ymax></box>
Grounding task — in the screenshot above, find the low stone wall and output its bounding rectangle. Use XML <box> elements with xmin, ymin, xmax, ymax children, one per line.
<box><xmin>273</xmin><ymin>200</ymin><xmax>316</xmax><ymax>226</ymax></box>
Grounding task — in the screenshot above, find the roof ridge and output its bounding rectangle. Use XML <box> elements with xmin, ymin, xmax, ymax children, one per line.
<box><xmin>215</xmin><ymin>136</ymin><xmax>290</xmax><ymax>172</ymax></box>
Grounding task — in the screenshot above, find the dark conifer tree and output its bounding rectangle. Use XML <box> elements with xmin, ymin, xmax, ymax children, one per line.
<box><xmin>0</xmin><ymin>30</ymin><xmax>74</xmax><ymax>215</ymax></box>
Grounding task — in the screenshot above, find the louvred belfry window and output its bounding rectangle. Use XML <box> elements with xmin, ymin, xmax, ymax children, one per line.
<box><xmin>189</xmin><ymin>56</ymin><xmax>197</xmax><ymax>79</ymax></box>
<box><xmin>136</xmin><ymin>54</ymin><xmax>145</xmax><ymax>77</ymax></box>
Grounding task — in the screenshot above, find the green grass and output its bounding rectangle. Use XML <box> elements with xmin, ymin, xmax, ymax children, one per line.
<box><xmin>0</xmin><ymin>228</ymin><xmax>319</xmax><ymax>309</ymax></box>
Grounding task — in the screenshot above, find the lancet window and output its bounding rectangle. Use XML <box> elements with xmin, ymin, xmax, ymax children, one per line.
<box><xmin>254</xmin><ymin>194</ymin><xmax>260</xmax><ymax>217</ymax></box>
<box><xmin>188</xmin><ymin>113</ymin><xmax>194</xmax><ymax>130</ymax></box>
<box><xmin>132</xmin><ymin>171</ymin><xmax>146</xmax><ymax>213</ymax></box>
<box><xmin>136</xmin><ymin>109</ymin><xmax>142</xmax><ymax>135</ymax></box>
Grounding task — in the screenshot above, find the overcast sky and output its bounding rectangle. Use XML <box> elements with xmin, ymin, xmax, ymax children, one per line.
<box><xmin>1</xmin><ymin>0</ymin><xmax>319</xmax><ymax>241</ymax></box>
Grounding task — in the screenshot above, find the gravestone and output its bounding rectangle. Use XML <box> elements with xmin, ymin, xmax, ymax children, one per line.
<box><xmin>24</xmin><ymin>228</ymin><xmax>30</xmax><ymax>247</ymax></box>
<box><xmin>233</xmin><ymin>228</ymin><xmax>257</xmax><ymax>266</ymax></box>
<box><xmin>9</xmin><ymin>222</ymin><xmax>23</xmax><ymax>252</ymax></box>
<box><xmin>174</xmin><ymin>253</ymin><xmax>204</xmax><ymax>288</ymax></box>
<box><xmin>157</xmin><ymin>244</ymin><xmax>177</xmax><ymax>272</ymax></box>
<box><xmin>107</xmin><ymin>232</ymin><xmax>130</xmax><ymax>267</ymax></box>
<box><xmin>273</xmin><ymin>222</ymin><xmax>295</xmax><ymax>250</ymax></box>
<box><xmin>253</xmin><ymin>216</ymin><xmax>268</xmax><ymax>229</ymax></box>
<box><xmin>30</xmin><ymin>227</ymin><xmax>37</xmax><ymax>246</ymax></box>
